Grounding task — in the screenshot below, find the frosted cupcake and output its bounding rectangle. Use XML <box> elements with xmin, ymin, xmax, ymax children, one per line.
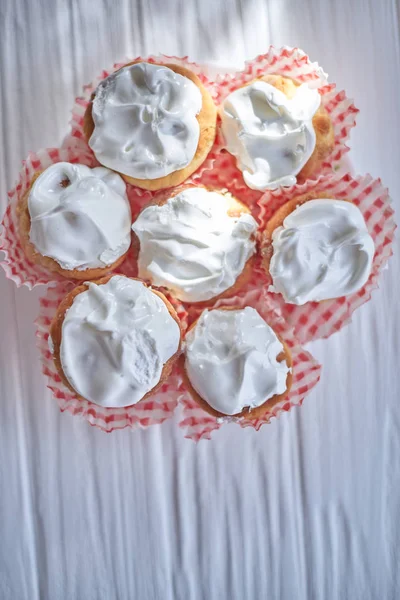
<box><xmin>84</xmin><ymin>61</ymin><xmax>217</xmax><ymax>190</ymax></box>
<box><xmin>181</xmin><ymin>306</ymin><xmax>292</xmax><ymax>418</ymax></box>
<box><xmin>261</xmin><ymin>192</ymin><xmax>375</xmax><ymax>304</ymax></box>
<box><xmin>18</xmin><ymin>162</ymin><xmax>132</xmax><ymax>280</ymax></box>
<box><xmin>220</xmin><ymin>74</ymin><xmax>334</xmax><ymax>190</ymax></box>
<box><xmin>50</xmin><ymin>275</ymin><xmax>182</xmax><ymax>408</ymax></box>
<box><xmin>131</xmin><ymin>185</ymin><xmax>258</xmax><ymax>304</ymax></box>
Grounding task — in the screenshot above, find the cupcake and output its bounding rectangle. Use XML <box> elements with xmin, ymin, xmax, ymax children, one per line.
<box><xmin>131</xmin><ymin>185</ymin><xmax>258</xmax><ymax>303</ymax></box>
<box><xmin>84</xmin><ymin>61</ymin><xmax>217</xmax><ymax>190</ymax></box>
<box><xmin>18</xmin><ymin>162</ymin><xmax>132</xmax><ymax>280</ymax></box>
<box><xmin>261</xmin><ymin>192</ymin><xmax>375</xmax><ymax>305</ymax></box>
<box><xmin>49</xmin><ymin>275</ymin><xmax>182</xmax><ymax>408</ymax></box>
<box><xmin>181</xmin><ymin>306</ymin><xmax>292</xmax><ymax>418</ymax></box>
<box><xmin>220</xmin><ymin>74</ymin><xmax>334</xmax><ymax>190</ymax></box>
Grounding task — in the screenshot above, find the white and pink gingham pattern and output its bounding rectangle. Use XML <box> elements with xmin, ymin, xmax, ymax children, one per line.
<box><xmin>0</xmin><ymin>146</ymin><xmax>95</xmax><ymax>289</ymax></box>
<box><xmin>257</xmin><ymin>173</ymin><xmax>396</xmax><ymax>344</ymax></box>
<box><xmin>0</xmin><ymin>145</ymin><xmax>152</xmax><ymax>288</ymax></box>
<box><xmin>213</xmin><ymin>46</ymin><xmax>359</xmax><ymax>198</ymax></box>
<box><xmin>35</xmin><ymin>281</ymin><xmax>188</xmax><ymax>432</ymax></box>
<box><xmin>178</xmin><ymin>288</ymin><xmax>322</xmax><ymax>441</ymax></box>
<box><xmin>70</xmin><ymin>54</ymin><xmax>221</xmax><ymax>194</ymax></box>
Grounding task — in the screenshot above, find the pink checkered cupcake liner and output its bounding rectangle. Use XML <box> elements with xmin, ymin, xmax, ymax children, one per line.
<box><xmin>70</xmin><ymin>55</ymin><xmax>220</xmax><ymax>193</ymax></box>
<box><xmin>0</xmin><ymin>146</ymin><xmax>152</xmax><ymax>289</ymax></box>
<box><xmin>35</xmin><ymin>279</ymin><xmax>188</xmax><ymax>432</ymax></box>
<box><xmin>178</xmin><ymin>287</ymin><xmax>322</xmax><ymax>441</ymax></box>
<box><xmin>257</xmin><ymin>173</ymin><xmax>396</xmax><ymax>344</ymax></box>
<box><xmin>210</xmin><ymin>46</ymin><xmax>358</xmax><ymax>199</ymax></box>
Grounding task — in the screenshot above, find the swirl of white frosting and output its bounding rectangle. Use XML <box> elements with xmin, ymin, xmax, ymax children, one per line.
<box><xmin>220</xmin><ymin>80</ymin><xmax>321</xmax><ymax>190</ymax></box>
<box><xmin>269</xmin><ymin>199</ymin><xmax>375</xmax><ymax>304</ymax></box>
<box><xmin>28</xmin><ymin>162</ymin><xmax>132</xmax><ymax>271</ymax></box>
<box><xmin>131</xmin><ymin>187</ymin><xmax>257</xmax><ymax>302</ymax></box>
<box><xmin>59</xmin><ymin>276</ymin><xmax>181</xmax><ymax>407</ymax></box>
<box><xmin>185</xmin><ymin>307</ymin><xmax>290</xmax><ymax>415</ymax></box>
<box><xmin>89</xmin><ymin>62</ymin><xmax>203</xmax><ymax>180</ymax></box>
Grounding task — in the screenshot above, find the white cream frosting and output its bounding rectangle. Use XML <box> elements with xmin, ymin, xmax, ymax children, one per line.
<box><xmin>220</xmin><ymin>80</ymin><xmax>321</xmax><ymax>190</ymax></box>
<box><xmin>269</xmin><ymin>199</ymin><xmax>375</xmax><ymax>305</ymax></box>
<box><xmin>28</xmin><ymin>162</ymin><xmax>132</xmax><ymax>271</ymax></box>
<box><xmin>131</xmin><ymin>187</ymin><xmax>257</xmax><ymax>302</ymax></box>
<box><xmin>185</xmin><ymin>307</ymin><xmax>290</xmax><ymax>415</ymax></box>
<box><xmin>59</xmin><ymin>276</ymin><xmax>181</xmax><ymax>407</ymax></box>
<box><xmin>89</xmin><ymin>62</ymin><xmax>203</xmax><ymax>180</ymax></box>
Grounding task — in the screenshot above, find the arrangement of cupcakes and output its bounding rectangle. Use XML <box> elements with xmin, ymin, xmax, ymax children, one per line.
<box><xmin>0</xmin><ymin>48</ymin><xmax>395</xmax><ymax>440</ymax></box>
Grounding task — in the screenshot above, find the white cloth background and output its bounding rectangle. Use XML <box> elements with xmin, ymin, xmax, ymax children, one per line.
<box><xmin>0</xmin><ymin>1</ymin><xmax>399</xmax><ymax>598</ymax></box>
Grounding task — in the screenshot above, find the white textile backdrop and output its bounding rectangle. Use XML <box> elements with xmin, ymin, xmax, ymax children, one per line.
<box><xmin>0</xmin><ymin>1</ymin><xmax>399</xmax><ymax>598</ymax></box>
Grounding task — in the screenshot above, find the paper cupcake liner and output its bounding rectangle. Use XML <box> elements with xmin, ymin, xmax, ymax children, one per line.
<box><xmin>35</xmin><ymin>281</ymin><xmax>189</xmax><ymax>432</ymax></box>
<box><xmin>211</xmin><ymin>46</ymin><xmax>358</xmax><ymax>197</ymax></box>
<box><xmin>257</xmin><ymin>173</ymin><xmax>396</xmax><ymax>344</ymax></box>
<box><xmin>194</xmin><ymin>145</ymin><xmax>264</xmax><ymax>214</ymax></box>
<box><xmin>70</xmin><ymin>55</ymin><xmax>220</xmax><ymax>192</ymax></box>
<box><xmin>178</xmin><ymin>287</ymin><xmax>322</xmax><ymax>441</ymax></box>
<box><xmin>0</xmin><ymin>145</ymin><xmax>151</xmax><ymax>289</ymax></box>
